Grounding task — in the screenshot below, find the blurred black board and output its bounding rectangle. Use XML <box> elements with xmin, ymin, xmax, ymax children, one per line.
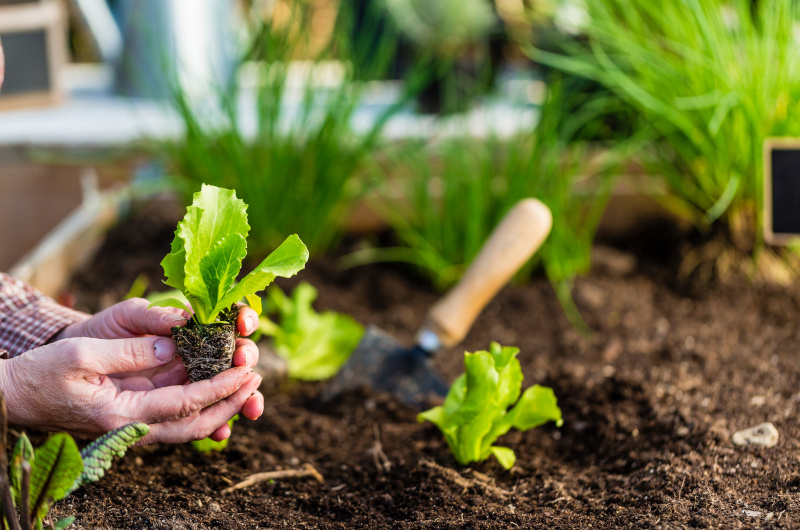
<box><xmin>764</xmin><ymin>139</ymin><xmax>800</xmax><ymax>244</ymax></box>
<box><xmin>0</xmin><ymin>30</ymin><xmax>49</xmax><ymax>95</ymax></box>
<box><xmin>0</xmin><ymin>0</ymin><xmax>64</xmax><ymax>110</ymax></box>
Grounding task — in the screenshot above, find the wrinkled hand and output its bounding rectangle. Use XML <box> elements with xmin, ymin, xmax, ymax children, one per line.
<box><xmin>8</xmin><ymin>298</ymin><xmax>265</xmax><ymax>443</ymax></box>
<box><xmin>1</xmin><ymin>336</ymin><xmax>262</xmax><ymax>444</ymax></box>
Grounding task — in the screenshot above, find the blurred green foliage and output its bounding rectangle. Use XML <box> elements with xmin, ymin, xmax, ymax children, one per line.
<box><xmin>162</xmin><ymin>0</ymin><xmax>414</xmax><ymax>258</ymax></box>
<box><xmin>349</xmin><ymin>75</ymin><xmax>636</xmax><ymax>330</ymax></box>
<box><xmin>530</xmin><ymin>0</ymin><xmax>800</xmax><ymax>249</ymax></box>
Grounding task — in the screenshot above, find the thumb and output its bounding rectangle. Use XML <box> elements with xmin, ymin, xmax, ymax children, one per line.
<box><xmin>110</xmin><ymin>298</ymin><xmax>190</xmax><ymax>338</ymax></box>
<box><xmin>78</xmin><ymin>336</ymin><xmax>177</xmax><ymax>374</ymax></box>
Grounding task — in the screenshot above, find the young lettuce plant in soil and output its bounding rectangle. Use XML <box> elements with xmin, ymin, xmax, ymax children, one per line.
<box><xmin>150</xmin><ymin>184</ymin><xmax>309</xmax><ymax>382</ymax></box>
<box><xmin>418</xmin><ymin>342</ymin><xmax>562</xmax><ymax>470</ymax></box>
<box><xmin>257</xmin><ymin>282</ymin><xmax>364</xmax><ymax>381</ymax></box>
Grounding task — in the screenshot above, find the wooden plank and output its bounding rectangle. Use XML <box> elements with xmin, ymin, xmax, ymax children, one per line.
<box><xmin>8</xmin><ymin>188</ymin><xmax>128</xmax><ymax>298</ymax></box>
<box><xmin>0</xmin><ymin>0</ymin><xmax>60</xmax><ymax>32</ymax></box>
<box><xmin>0</xmin><ymin>163</ymin><xmax>83</xmax><ymax>271</ymax></box>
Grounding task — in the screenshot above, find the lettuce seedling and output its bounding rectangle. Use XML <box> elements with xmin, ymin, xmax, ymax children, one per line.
<box><xmin>418</xmin><ymin>343</ymin><xmax>562</xmax><ymax>470</ymax></box>
<box><xmin>258</xmin><ymin>282</ymin><xmax>364</xmax><ymax>381</ymax></box>
<box><xmin>150</xmin><ymin>184</ymin><xmax>309</xmax><ymax>381</ymax></box>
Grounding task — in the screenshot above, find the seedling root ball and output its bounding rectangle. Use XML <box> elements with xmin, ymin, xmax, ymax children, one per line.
<box><xmin>174</xmin><ymin>305</ymin><xmax>239</xmax><ymax>382</ymax></box>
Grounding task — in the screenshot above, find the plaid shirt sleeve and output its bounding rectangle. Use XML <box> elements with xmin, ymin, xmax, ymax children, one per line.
<box><xmin>0</xmin><ymin>273</ymin><xmax>90</xmax><ymax>358</ymax></box>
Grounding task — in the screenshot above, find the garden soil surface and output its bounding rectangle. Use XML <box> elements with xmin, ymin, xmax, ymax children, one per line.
<box><xmin>48</xmin><ymin>202</ymin><xmax>800</xmax><ymax>529</ymax></box>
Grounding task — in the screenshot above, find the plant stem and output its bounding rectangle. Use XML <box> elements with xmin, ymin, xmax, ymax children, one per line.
<box><xmin>0</xmin><ymin>395</ymin><xmax>21</xmax><ymax>530</ymax></box>
<box><xmin>18</xmin><ymin>463</ymin><xmax>29</xmax><ymax>530</ymax></box>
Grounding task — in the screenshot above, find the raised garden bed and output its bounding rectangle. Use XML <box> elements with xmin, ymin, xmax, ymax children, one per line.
<box><xmin>46</xmin><ymin>203</ymin><xmax>799</xmax><ymax>528</ymax></box>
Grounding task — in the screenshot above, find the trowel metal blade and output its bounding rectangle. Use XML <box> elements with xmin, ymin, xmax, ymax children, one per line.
<box><xmin>321</xmin><ymin>326</ymin><xmax>449</xmax><ymax>408</ymax></box>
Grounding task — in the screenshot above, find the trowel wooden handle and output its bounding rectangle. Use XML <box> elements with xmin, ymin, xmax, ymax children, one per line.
<box><xmin>423</xmin><ymin>199</ymin><xmax>552</xmax><ymax>348</ymax></box>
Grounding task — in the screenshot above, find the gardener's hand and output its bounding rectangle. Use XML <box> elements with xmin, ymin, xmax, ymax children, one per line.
<box><xmin>53</xmin><ymin>297</ymin><xmax>260</xmax><ymax>358</ymax></box>
<box><xmin>0</xmin><ymin>335</ymin><xmax>262</xmax><ymax>444</ymax></box>
<box><xmin>49</xmin><ymin>298</ymin><xmax>264</xmax><ymax>441</ymax></box>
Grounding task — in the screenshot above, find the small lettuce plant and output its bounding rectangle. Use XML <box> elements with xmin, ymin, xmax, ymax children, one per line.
<box><xmin>150</xmin><ymin>184</ymin><xmax>309</xmax><ymax>382</ymax></box>
<box><xmin>418</xmin><ymin>343</ymin><xmax>563</xmax><ymax>469</ymax></box>
<box><xmin>258</xmin><ymin>282</ymin><xmax>364</xmax><ymax>381</ymax></box>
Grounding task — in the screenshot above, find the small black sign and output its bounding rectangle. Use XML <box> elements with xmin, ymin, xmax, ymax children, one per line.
<box><xmin>764</xmin><ymin>140</ymin><xmax>800</xmax><ymax>244</ymax></box>
<box><xmin>0</xmin><ymin>30</ymin><xmax>50</xmax><ymax>96</ymax></box>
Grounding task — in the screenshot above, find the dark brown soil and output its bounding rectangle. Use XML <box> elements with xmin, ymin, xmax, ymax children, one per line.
<box><xmin>52</xmin><ymin>202</ymin><xmax>800</xmax><ymax>528</ymax></box>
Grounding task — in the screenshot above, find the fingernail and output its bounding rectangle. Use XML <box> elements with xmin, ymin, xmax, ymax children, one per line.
<box><xmin>154</xmin><ymin>339</ymin><xmax>175</xmax><ymax>362</ymax></box>
<box><xmin>245</xmin><ymin>315</ymin><xmax>256</xmax><ymax>333</ymax></box>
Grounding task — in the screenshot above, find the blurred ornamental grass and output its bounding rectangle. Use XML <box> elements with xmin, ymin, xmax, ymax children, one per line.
<box><xmin>348</xmin><ymin>75</ymin><xmax>638</xmax><ymax>331</ymax></box>
<box><xmin>161</xmin><ymin>0</ymin><xmax>414</xmax><ymax>258</ymax></box>
<box><xmin>528</xmin><ymin>0</ymin><xmax>800</xmax><ymax>250</ymax></box>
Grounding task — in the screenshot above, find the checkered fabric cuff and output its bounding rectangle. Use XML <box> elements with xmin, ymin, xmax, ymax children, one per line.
<box><xmin>0</xmin><ymin>274</ymin><xmax>90</xmax><ymax>358</ymax></box>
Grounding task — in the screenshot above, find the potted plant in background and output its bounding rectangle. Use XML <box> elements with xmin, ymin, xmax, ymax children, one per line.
<box><xmin>344</xmin><ymin>0</ymin><xmax>507</xmax><ymax>114</ymax></box>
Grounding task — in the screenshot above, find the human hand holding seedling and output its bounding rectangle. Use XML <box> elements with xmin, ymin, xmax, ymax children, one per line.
<box><xmin>52</xmin><ymin>297</ymin><xmax>262</xmax><ymax>389</ymax></box>
<box><xmin>0</xmin><ymin>332</ymin><xmax>262</xmax><ymax>445</ymax></box>
<box><xmin>52</xmin><ymin>297</ymin><xmax>263</xmax><ymax>442</ymax></box>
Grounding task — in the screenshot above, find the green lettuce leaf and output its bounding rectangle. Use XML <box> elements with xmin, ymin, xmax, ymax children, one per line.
<box><xmin>180</xmin><ymin>186</ymin><xmax>249</xmax><ymax>321</ymax></box>
<box><xmin>258</xmin><ymin>282</ymin><xmax>364</xmax><ymax>380</ymax></box>
<box><xmin>153</xmin><ymin>185</ymin><xmax>308</xmax><ymax>324</ymax></box>
<box><xmin>147</xmin><ymin>297</ymin><xmax>192</xmax><ymax>313</ymax></box>
<box><xmin>489</xmin><ymin>446</ymin><xmax>516</xmax><ymax>470</ymax></box>
<box><xmin>211</xmin><ymin>234</ymin><xmax>309</xmax><ymax>318</ymax></box>
<box><xmin>199</xmin><ymin>234</ymin><xmax>247</xmax><ymax>309</ymax></box>
<box><xmin>161</xmin><ymin>236</ymin><xmax>187</xmax><ymax>292</ymax></box>
<box><xmin>417</xmin><ymin>342</ymin><xmax>562</xmax><ymax>470</ymax></box>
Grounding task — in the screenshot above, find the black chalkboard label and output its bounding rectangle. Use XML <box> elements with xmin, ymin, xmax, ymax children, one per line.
<box><xmin>0</xmin><ymin>30</ymin><xmax>50</xmax><ymax>96</ymax></box>
<box><xmin>764</xmin><ymin>140</ymin><xmax>800</xmax><ymax>244</ymax></box>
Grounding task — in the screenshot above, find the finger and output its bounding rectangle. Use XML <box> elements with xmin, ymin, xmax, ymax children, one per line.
<box><xmin>236</xmin><ymin>305</ymin><xmax>259</xmax><ymax>337</ymax></box>
<box><xmin>121</xmin><ymin>367</ymin><xmax>254</xmax><ymax>425</ymax></box>
<box><xmin>140</xmin><ymin>374</ymin><xmax>262</xmax><ymax>445</ymax></box>
<box><xmin>106</xmin><ymin>298</ymin><xmax>191</xmax><ymax>338</ymax></box>
<box><xmin>209</xmin><ymin>423</ymin><xmax>231</xmax><ymax>442</ymax></box>
<box><xmin>74</xmin><ymin>336</ymin><xmax>177</xmax><ymax>375</ymax></box>
<box><xmin>150</xmin><ymin>360</ymin><xmax>189</xmax><ymax>388</ymax></box>
<box><xmin>232</xmin><ymin>338</ymin><xmax>259</xmax><ymax>368</ymax></box>
<box><xmin>240</xmin><ymin>390</ymin><xmax>264</xmax><ymax>421</ymax></box>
